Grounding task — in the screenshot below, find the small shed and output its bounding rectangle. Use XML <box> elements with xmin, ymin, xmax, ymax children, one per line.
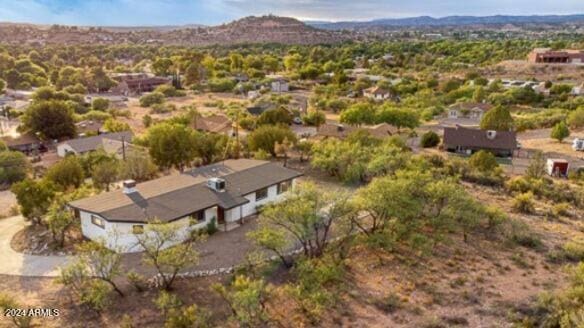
<box><xmin>546</xmin><ymin>158</ymin><xmax>569</xmax><ymax>177</ymax></box>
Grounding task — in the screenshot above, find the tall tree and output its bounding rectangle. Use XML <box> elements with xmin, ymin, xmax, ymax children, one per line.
<box><xmin>479</xmin><ymin>105</ymin><xmax>514</xmax><ymax>131</ymax></box>
<box><xmin>23</xmin><ymin>100</ymin><xmax>76</xmax><ymax>139</ymax></box>
<box><xmin>146</xmin><ymin>123</ymin><xmax>198</xmax><ymax>171</ymax></box>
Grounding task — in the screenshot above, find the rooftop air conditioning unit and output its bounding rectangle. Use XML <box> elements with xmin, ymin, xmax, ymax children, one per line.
<box><xmin>486</xmin><ymin>130</ymin><xmax>497</xmax><ymax>140</ymax></box>
<box><xmin>122</xmin><ymin>180</ymin><xmax>137</xmax><ymax>194</ymax></box>
<box><xmin>207</xmin><ymin>178</ymin><xmax>226</xmax><ymax>192</ymax></box>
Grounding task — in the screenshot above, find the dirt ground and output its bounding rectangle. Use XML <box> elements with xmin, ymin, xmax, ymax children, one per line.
<box><xmin>487</xmin><ymin>60</ymin><xmax>584</xmax><ymax>82</ymax></box>
<box><xmin>1</xmin><ymin>178</ymin><xmax>582</xmax><ymax>328</ymax></box>
<box><xmin>119</xmin><ymin>92</ymin><xmax>249</xmax><ymax>134</ymax></box>
<box><xmin>0</xmin><ymin>190</ymin><xmax>17</xmax><ymax>218</ymax></box>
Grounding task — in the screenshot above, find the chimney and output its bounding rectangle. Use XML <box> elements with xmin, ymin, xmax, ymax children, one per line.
<box><xmin>207</xmin><ymin>178</ymin><xmax>226</xmax><ymax>192</ymax></box>
<box><xmin>486</xmin><ymin>130</ymin><xmax>497</xmax><ymax>140</ymax></box>
<box><xmin>123</xmin><ymin>180</ymin><xmax>137</xmax><ymax>194</ymax></box>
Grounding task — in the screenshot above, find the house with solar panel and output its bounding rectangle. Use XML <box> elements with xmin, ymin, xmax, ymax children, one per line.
<box><xmin>68</xmin><ymin>159</ymin><xmax>302</xmax><ymax>252</ymax></box>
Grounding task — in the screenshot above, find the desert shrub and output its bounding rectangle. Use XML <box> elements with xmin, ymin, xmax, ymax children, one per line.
<box><xmin>286</xmin><ymin>256</ymin><xmax>345</xmax><ymax>322</ymax></box>
<box><xmin>420</xmin><ymin>131</ymin><xmax>440</xmax><ymax>148</ymax></box>
<box><xmin>208</xmin><ymin>78</ymin><xmax>236</xmax><ymax>93</ymax></box>
<box><xmin>522</xmin><ymin>262</ymin><xmax>584</xmax><ymax>326</ymax></box>
<box><xmin>154</xmin><ymin>85</ymin><xmax>186</xmax><ymax>98</ymax></box>
<box><xmin>505</xmin><ymin>220</ymin><xmax>543</xmax><ymax>250</ymax></box>
<box><xmin>150</xmin><ymin>103</ymin><xmax>176</xmax><ymax>114</ymax></box>
<box><xmin>512</xmin><ymin>192</ymin><xmax>536</xmax><ymax>214</ymax></box>
<box><xmin>550</xmin><ymin>202</ymin><xmax>571</xmax><ymax>218</ymax></box>
<box><xmin>561</xmin><ymin>241</ymin><xmax>584</xmax><ymax>262</ymax></box>
<box><xmin>206</xmin><ymin>217</ymin><xmax>218</xmax><ymax>235</ymax></box>
<box><xmin>140</xmin><ymin>92</ymin><xmax>165</xmax><ymax>107</ymax></box>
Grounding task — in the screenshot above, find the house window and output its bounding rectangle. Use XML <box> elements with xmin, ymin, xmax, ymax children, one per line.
<box><xmin>277</xmin><ymin>180</ymin><xmax>292</xmax><ymax>194</ymax></box>
<box><xmin>91</xmin><ymin>215</ymin><xmax>105</xmax><ymax>229</ymax></box>
<box><xmin>189</xmin><ymin>211</ymin><xmax>205</xmax><ymax>225</ymax></box>
<box><xmin>255</xmin><ymin>188</ymin><xmax>268</xmax><ymax>201</ymax></box>
<box><xmin>132</xmin><ymin>225</ymin><xmax>144</xmax><ymax>234</ymax></box>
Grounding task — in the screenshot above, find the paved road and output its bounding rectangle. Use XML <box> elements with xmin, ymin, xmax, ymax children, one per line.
<box><xmin>0</xmin><ymin>216</ymin><xmax>72</xmax><ymax>277</ymax></box>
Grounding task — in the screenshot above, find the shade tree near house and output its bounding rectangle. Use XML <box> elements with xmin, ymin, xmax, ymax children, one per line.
<box><xmin>11</xmin><ymin>178</ymin><xmax>56</xmax><ymax>226</ymax></box>
<box><xmin>0</xmin><ymin>150</ymin><xmax>30</xmax><ymax>185</ymax></box>
<box><xmin>250</xmin><ymin>182</ymin><xmax>355</xmax><ymax>263</ymax></box>
<box><xmin>247</xmin><ymin>125</ymin><xmax>297</xmax><ymax>156</ymax></box>
<box><xmin>22</xmin><ymin>99</ymin><xmax>77</xmax><ymax>139</ymax></box>
<box><xmin>479</xmin><ymin>105</ymin><xmax>514</xmax><ymax>131</ymax></box>
<box><xmin>134</xmin><ymin>219</ymin><xmax>201</xmax><ymax>291</ymax></box>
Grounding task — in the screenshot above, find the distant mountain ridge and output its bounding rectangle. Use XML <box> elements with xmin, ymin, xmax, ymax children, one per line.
<box><xmin>0</xmin><ymin>15</ymin><xmax>347</xmax><ymax>46</ymax></box>
<box><xmin>306</xmin><ymin>14</ymin><xmax>584</xmax><ymax>30</ymax></box>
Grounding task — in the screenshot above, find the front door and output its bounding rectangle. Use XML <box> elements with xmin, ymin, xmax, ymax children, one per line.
<box><xmin>217</xmin><ymin>207</ymin><xmax>225</xmax><ymax>224</ymax></box>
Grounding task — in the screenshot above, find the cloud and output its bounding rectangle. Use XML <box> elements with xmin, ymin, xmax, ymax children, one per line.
<box><xmin>0</xmin><ymin>0</ymin><xmax>583</xmax><ymax>25</ymax></box>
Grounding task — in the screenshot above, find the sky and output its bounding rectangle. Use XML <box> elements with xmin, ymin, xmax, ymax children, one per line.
<box><xmin>0</xmin><ymin>0</ymin><xmax>584</xmax><ymax>26</ymax></box>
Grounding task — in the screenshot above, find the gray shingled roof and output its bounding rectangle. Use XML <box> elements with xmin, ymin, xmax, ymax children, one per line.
<box><xmin>62</xmin><ymin>131</ymin><xmax>133</xmax><ymax>153</ymax></box>
<box><xmin>69</xmin><ymin>159</ymin><xmax>302</xmax><ymax>223</ymax></box>
<box><xmin>443</xmin><ymin>126</ymin><xmax>517</xmax><ymax>150</ymax></box>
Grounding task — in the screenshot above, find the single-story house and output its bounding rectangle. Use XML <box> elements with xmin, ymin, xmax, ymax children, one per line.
<box><xmin>1</xmin><ymin>133</ymin><xmax>46</xmax><ymax>155</ymax></box>
<box><xmin>317</xmin><ymin>123</ymin><xmax>397</xmax><ymax>140</ymax></box>
<box><xmin>270</xmin><ymin>77</ymin><xmax>289</xmax><ymax>93</ymax></box>
<box><xmin>194</xmin><ymin>114</ymin><xmax>234</xmax><ymax>135</ymax></box>
<box><xmin>57</xmin><ymin>131</ymin><xmax>133</xmax><ymax>157</ymax></box>
<box><xmin>363</xmin><ymin>86</ymin><xmax>391</xmax><ymax>101</ymax></box>
<box><xmin>110</xmin><ymin>73</ymin><xmax>171</xmax><ymax>95</ymax></box>
<box><xmin>75</xmin><ymin>120</ymin><xmax>103</xmax><ymax>137</ymax></box>
<box><xmin>68</xmin><ymin>159</ymin><xmax>302</xmax><ymax>252</ymax></box>
<box><xmin>443</xmin><ymin>126</ymin><xmax>517</xmax><ymax>157</ymax></box>
<box><xmin>246</xmin><ymin>103</ymin><xmax>277</xmax><ymax>116</ymax></box>
<box><xmin>447</xmin><ymin>102</ymin><xmax>493</xmax><ymax>120</ymax></box>
<box><xmin>85</xmin><ymin>94</ymin><xmax>129</xmax><ymax>108</ymax></box>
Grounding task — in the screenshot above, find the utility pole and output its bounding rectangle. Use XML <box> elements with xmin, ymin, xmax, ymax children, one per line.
<box><xmin>121</xmin><ymin>135</ymin><xmax>127</xmax><ymax>161</ymax></box>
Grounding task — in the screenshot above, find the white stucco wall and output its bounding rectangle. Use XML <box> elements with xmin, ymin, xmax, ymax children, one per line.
<box><xmin>57</xmin><ymin>143</ymin><xmax>76</xmax><ymax>157</ymax></box>
<box><xmin>79</xmin><ymin>206</ymin><xmax>218</xmax><ymax>253</ymax></box>
<box><xmin>78</xmin><ymin>179</ymin><xmax>296</xmax><ymax>253</ymax></box>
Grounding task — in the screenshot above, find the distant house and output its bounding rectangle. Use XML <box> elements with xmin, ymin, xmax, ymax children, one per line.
<box><xmin>447</xmin><ymin>102</ymin><xmax>492</xmax><ymax>120</ymax></box>
<box><xmin>194</xmin><ymin>114</ymin><xmax>234</xmax><ymax>135</ymax></box>
<box><xmin>85</xmin><ymin>94</ymin><xmax>128</xmax><ymax>108</ymax></box>
<box><xmin>110</xmin><ymin>73</ymin><xmax>170</xmax><ymax>95</ymax></box>
<box><xmin>75</xmin><ymin>120</ymin><xmax>103</xmax><ymax>137</ymax></box>
<box><xmin>363</xmin><ymin>86</ymin><xmax>391</xmax><ymax>101</ymax></box>
<box><xmin>317</xmin><ymin>123</ymin><xmax>397</xmax><ymax>140</ymax></box>
<box><xmin>68</xmin><ymin>159</ymin><xmax>302</xmax><ymax>252</ymax></box>
<box><xmin>533</xmin><ymin>82</ymin><xmax>551</xmax><ymax>96</ymax></box>
<box><xmin>528</xmin><ymin>48</ymin><xmax>584</xmax><ymax>64</ymax></box>
<box><xmin>443</xmin><ymin>126</ymin><xmax>517</xmax><ymax>157</ymax></box>
<box><xmin>57</xmin><ymin>131</ymin><xmax>133</xmax><ymax>157</ymax></box>
<box><xmin>270</xmin><ymin>77</ymin><xmax>289</xmax><ymax>93</ymax></box>
<box><xmin>246</xmin><ymin>103</ymin><xmax>277</xmax><ymax>116</ymax></box>
<box><xmin>1</xmin><ymin>133</ymin><xmax>46</xmax><ymax>155</ymax></box>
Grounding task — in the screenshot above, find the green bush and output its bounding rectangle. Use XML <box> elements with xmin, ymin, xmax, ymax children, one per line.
<box><xmin>512</xmin><ymin>192</ymin><xmax>536</xmax><ymax>214</ymax></box>
<box><xmin>206</xmin><ymin>217</ymin><xmax>218</xmax><ymax>235</ymax></box>
<box><xmin>139</xmin><ymin>92</ymin><xmax>165</xmax><ymax>107</ymax></box>
<box><xmin>420</xmin><ymin>131</ymin><xmax>440</xmax><ymax>148</ymax></box>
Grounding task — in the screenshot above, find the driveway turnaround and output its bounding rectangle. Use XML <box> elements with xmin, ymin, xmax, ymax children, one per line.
<box><xmin>0</xmin><ymin>216</ymin><xmax>72</xmax><ymax>277</ymax></box>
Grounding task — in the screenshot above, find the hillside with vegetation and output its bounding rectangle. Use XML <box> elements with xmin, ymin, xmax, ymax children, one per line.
<box><xmin>1</xmin><ymin>32</ymin><xmax>584</xmax><ymax>328</ymax></box>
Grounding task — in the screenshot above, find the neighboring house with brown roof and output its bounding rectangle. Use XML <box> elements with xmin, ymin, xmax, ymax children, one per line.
<box><xmin>110</xmin><ymin>73</ymin><xmax>170</xmax><ymax>95</ymax></box>
<box><xmin>447</xmin><ymin>102</ymin><xmax>493</xmax><ymax>120</ymax></box>
<box><xmin>68</xmin><ymin>159</ymin><xmax>302</xmax><ymax>252</ymax></box>
<box><xmin>194</xmin><ymin>114</ymin><xmax>234</xmax><ymax>135</ymax></box>
<box><xmin>1</xmin><ymin>133</ymin><xmax>46</xmax><ymax>155</ymax></box>
<box><xmin>317</xmin><ymin>123</ymin><xmax>397</xmax><ymax>140</ymax></box>
<box><xmin>443</xmin><ymin>126</ymin><xmax>517</xmax><ymax>157</ymax></box>
<box><xmin>363</xmin><ymin>86</ymin><xmax>391</xmax><ymax>101</ymax></box>
<box><xmin>56</xmin><ymin>131</ymin><xmax>133</xmax><ymax>157</ymax></box>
